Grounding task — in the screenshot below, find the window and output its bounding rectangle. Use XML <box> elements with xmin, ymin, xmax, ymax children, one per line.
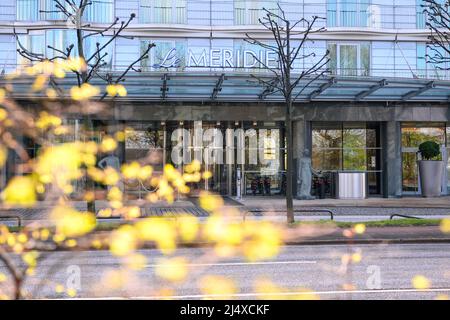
<box><xmin>84</xmin><ymin>0</ymin><xmax>114</xmax><ymax>23</ymax></box>
<box><xmin>417</xmin><ymin>43</ymin><xmax>449</xmax><ymax>80</ymax></box>
<box><xmin>17</xmin><ymin>33</ymin><xmax>45</xmax><ymax>66</ymax></box>
<box><xmin>140</xmin><ymin>40</ymin><xmax>186</xmax><ymax>71</ymax></box>
<box><xmin>327</xmin><ymin>0</ymin><xmax>371</xmax><ymax>27</ymax></box>
<box><xmin>328</xmin><ymin>42</ymin><xmax>370</xmax><ymax>76</ymax></box>
<box><xmin>18</xmin><ymin>30</ymin><xmax>113</xmax><ymax>69</ymax></box>
<box><xmin>401</xmin><ymin>123</ymin><xmax>446</xmax><ymax>193</ymax></box>
<box><xmin>312</xmin><ymin>122</ymin><xmax>382</xmax><ymax>195</ymax></box>
<box><xmin>140</xmin><ymin>0</ymin><xmax>187</xmax><ymax>24</ymax></box>
<box><xmin>234</xmin><ymin>0</ymin><xmax>278</xmax><ymax>25</ymax></box>
<box><xmin>17</xmin><ymin>0</ymin><xmax>40</xmax><ymax>21</ymax></box>
<box><xmin>85</xmin><ymin>35</ymin><xmax>114</xmax><ymax>70</ymax></box>
<box><xmin>17</xmin><ymin>0</ymin><xmax>113</xmax><ymax>22</ymax></box>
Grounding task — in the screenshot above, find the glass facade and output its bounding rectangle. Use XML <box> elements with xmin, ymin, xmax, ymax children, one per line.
<box><xmin>140</xmin><ymin>0</ymin><xmax>187</xmax><ymax>24</ymax></box>
<box><xmin>312</xmin><ymin>122</ymin><xmax>382</xmax><ymax>197</ymax></box>
<box><xmin>17</xmin><ymin>0</ymin><xmax>113</xmax><ymax>22</ymax></box>
<box><xmin>401</xmin><ymin>123</ymin><xmax>448</xmax><ymax>193</ymax></box>
<box><xmin>91</xmin><ymin>121</ymin><xmax>287</xmax><ymax>197</ymax></box>
<box><xmin>234</xmin><ymin>0</ymin><xmax>278</xmax><ymax>25</ymax></box>
<box><xmin>17</xmin><ymin>30</ymin><xmax>113</xmax><ymax>69</ymax></box>
<box><xmin>327</xmin><ymin>0</ymin><xmax>371</xmax><ymax>27</ymax></box>
<box><xmin>328</xmin><ymin>42</ymin><xmax>370</xmax><ymax>76</ymax></box>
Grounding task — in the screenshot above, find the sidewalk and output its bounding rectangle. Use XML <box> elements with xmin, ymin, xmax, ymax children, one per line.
<box><xmin>237</xmin><ymin>195</ymin><xmax>450</xmax><ymax>209</ymax></box>
<box><xmin>1</xmin><ymin>195</ymin><xmax>449</xmax><ymax>223</ymax></box>
<box><xmin>286</xmin><ymin>226</ymin><xmax>450</xmax><ymax>245</ymax></box>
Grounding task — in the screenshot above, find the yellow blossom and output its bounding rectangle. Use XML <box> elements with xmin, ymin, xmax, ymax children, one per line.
<box><xmin>36</xmin><ymin>111</ymin><xmax>62</xmax><ymax>130</ymax></box>
<box><xmin>0</xmin><ymin>108</ymin><xmax>7</xmax><ymax>121</ymax></box>
<box><xmin>353</xmin><ymin>223</ymin><xmax>366</xmax><ymax>235</ymax></box>
<box><xmin>155</xmin><ymin>257</ymin><xmax>188</xmax><ymax>282</ymax></box>
<box><xmin>110</xmin><ymin>225</ymin><xmax>138</xmax><ymax>256</ymax></box>
<box><xmin>32</xmin><ymin>74</ymin><xmax>48</xmax><ymax>91</ymax></box>
<box><xmin>70</xmin><ymin>83</ymin><xmax>100</xmax><ymax>101</ymax></box>
<box><xmin>103</xmin><ymin>167</ymin><xmax>120</xmax><ymax>185</ymax></box>
<box><xmin>0</xmin><ymin>145</ymin><xmax>7</xmax><ymax>167</ymax></box>
<box><xmin>121</xmin><ymin>161</ymin><xmax>141</xmax><ymax>179</ymax></box>
<box><xmin>2</xmin><ymin>176</ymin><xmax>36</xmax><ymax>207</ymax></box>
<box><xmin>100</xmin><ymin>136</ymin><xmax>117</xmax><ymax>153</ymax></box>
<box><xmin>199</xmin><ymin>276</ymin><xmax>236</xmax><ymax>299</ymax></box>
<box><xmin>0</xmin><ymin>88</ymin><xmax>5</xmax><ymax>103</ymax></box>
<box><xmin>412</xmin><ymin>275</ymin><xmax>431</xmax><ymax>290</ymax></box>
<box><xmin>177</xmin><ymin>215</ymin><xmax>199</xmax><ymax>242</ymax></box>
<box><xmin>124</xmin><ymin>253</ymin><xmax>147</xmax><ymax>270</ymax></box>
<box><xmin>199</xmin><ymin>191</ymin><xmax>224</xmax><ymax>212</ymax></box>
<box><xmin>50</xmin><ymin>206</ymin><xmax>96</xmax><ymax>237</ymax></box>
<box><xmin>440</xmin><ymin>218</ymin><xmax>450</xmax><ymax>233</ymax></box>
<box><xmin>135</xmin><ymin>218</ymin><xmax>176</xmax><ymax>254</ymax></box>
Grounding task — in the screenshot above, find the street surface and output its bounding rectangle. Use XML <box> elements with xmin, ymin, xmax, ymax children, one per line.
<box><xmin>1</xmin><ymin>243</ymin><xmax>449</xmax><ymax>299</ymax></box>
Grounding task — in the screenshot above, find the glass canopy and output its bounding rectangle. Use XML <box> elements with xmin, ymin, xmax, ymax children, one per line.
<box><xmin>4</xmin><ymin>72</ymin><xmax>450</xmax><ymax>103</ymax></box>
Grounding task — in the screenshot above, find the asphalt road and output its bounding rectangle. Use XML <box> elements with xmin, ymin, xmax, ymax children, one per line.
<box><xmin>1</xmin><ymin>243</ymin><xmax>449</xmax><ymax>300</ymax></box>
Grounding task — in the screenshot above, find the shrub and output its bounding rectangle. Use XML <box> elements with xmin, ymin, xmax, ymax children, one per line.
<box><xmin>418</xmin><ymin>141</ymin><xmax>441</xmax><ymax>160</ymax></box>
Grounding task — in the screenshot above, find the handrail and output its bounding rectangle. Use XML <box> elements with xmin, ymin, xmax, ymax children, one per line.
<box><xmin>390</xmin><ymin>214</ymin><xmax>422</xmax><ymax>220</ymax></box>
<box><xmin>0</xmin><ymin>215</ymin><xmax>22</xmax><ymax>227</ymax></box>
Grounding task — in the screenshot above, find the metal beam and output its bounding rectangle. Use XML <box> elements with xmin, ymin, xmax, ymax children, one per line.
<box><xmin>161</xmin><ymin>73</ymin><xmax>169</xmax><ymax>100</ymax></box>
<box><xmin>401</xmin><ymin>81</ymin><xmax>435</xmax><ymax>101</ymax></box>
<box><xmin>308</xmin><ymin>77</ymin><xmax>336</xmax><ymax>100</ymax></box>
<box><xmin>211</xmin><ymin>73</ymin><xmax>226</xmax><ymax>100</ymax></box>
<box><xmin>258</xmin><ymin>78</ymin><xmax>279</xmax><ymax>100</ymax></box>
<box><xmin>355</xmin><ymin>79</ymin><xmax>387</xmax><ymax>101</ymax></box>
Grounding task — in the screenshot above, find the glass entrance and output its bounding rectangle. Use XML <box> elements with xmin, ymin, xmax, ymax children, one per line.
<box><xmin>401</xmin><ymin>123</ymin><xmax>446</xmax><ymax>194</ymax></box>
<box><xmin>311</xmin><ymin>122</ymin><xmax>382</xmax><ymax>198</ymax></box>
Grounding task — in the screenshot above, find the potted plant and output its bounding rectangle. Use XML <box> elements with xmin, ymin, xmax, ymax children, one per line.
<box><xmin>417</xmin><ymin>141</ymin><xmax>443</xmax><ymax>197</ymax></box>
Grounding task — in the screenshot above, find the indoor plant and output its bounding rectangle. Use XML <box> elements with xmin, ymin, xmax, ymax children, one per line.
<box><xmin>417</xmin><ymin>141</ymin><xmax>443</xmax><ymax>197</ymax></box>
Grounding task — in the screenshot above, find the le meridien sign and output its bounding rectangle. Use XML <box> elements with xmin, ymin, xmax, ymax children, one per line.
<box><xmin>156</xmin><ymin>47</ymin><xmax>278</xmax><ymax>69</ymax></box>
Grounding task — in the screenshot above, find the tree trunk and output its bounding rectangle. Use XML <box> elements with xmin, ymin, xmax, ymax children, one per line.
<box><xmin>285</xmin><ymin>101</ymin><xmax>294</xmax><ymax>223</ymax></box>
<box><xmin>77</xmin><ymin>4</ymin><xmax>96</xmax><ymax>214</ymax></box>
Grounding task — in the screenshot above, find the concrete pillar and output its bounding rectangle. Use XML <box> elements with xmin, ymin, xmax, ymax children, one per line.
<box><xmin>383</xmin><ymin>121</ymin><xmax>402</xmax><ymax>197</ymax></box>
<box><xmin>293</xmin><ymin>119</ymin><xmax>311</xmax><ymax>198</ymax></box>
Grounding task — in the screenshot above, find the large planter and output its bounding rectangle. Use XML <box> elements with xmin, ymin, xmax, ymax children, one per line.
<box><xmin>418</xmin><ymin>160</ymin><xmax>444</xmax><ymax>197</ymax></box>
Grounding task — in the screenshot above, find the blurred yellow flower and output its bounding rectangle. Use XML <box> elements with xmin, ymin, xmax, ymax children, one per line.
<box><xmin>32</xmin><ymin>74</ymin><xmax>48</xmax><ymax>91</ymax></box>
<box><xmin>35</xmin><ymin>143</ymin><xmax>88</xmax><ymax>189</ymax></box>
<box><xmin>70</xmin><ymin>83</ymin><xmax>100</xmax><ymax>101</ymax></box>
<box><xmin>177</xmin><ymin>215</ymin><xmax>199</xmax><ymax>242</ymax></box>
<box><xmin>199</xmin><ymin>276</ymin><xmax>236</xmax><ymax>299</ymax></box>
<box><xmin>0</xmin><ymin>145</ymin><xmax>7</xmax><ymax>167</ymax></box>
<box><xmin>0</xmin><ymin>89</ymin><xmax>5</xmax><ymax>103</ymax></box>
<box><xmin>124</xmin><ymin>253</ymin><xmax>147</xmax><ymax>270</ymax></box>
<box><xmin>22</xmin><ymin>251</ymin><xmax>38</xmax><ymax>268</ymax></box>
<box><xmin>50</xmin><ymin>206</ymin><xmax>96</xmax><ymax>237</ymax></box>
<box><xmin>353</xmin><ymin>223</ymin><xmax>366</xmax><ymax>235</ymax></box>
<box><xmin>103</xmin><ymin>167</ymin><xmax>120</xmax><ymax>186</ymax></box>
<box><xmin>135</xmin><ymin>218</ymin><xmax>176</xmax><ymax>254</ymax></box>
<box><xmin>36</xmin><ymin>111</ymin><xmax>62</xmax><ymax>130</ymax></box>
<box><xmin>100</xmin><ymin>136</ymin><xmax>117</xmax><ymax>153</ymax></box>
<box><xmin>199</xmin><ymin>192</ymin><xmax>224</xmax><ymax>212</ymax></box>
<box><xmin>412</xmin><ymin>275</ymin><xmax>431</xmax><ymax>290</ymax></box>
<box><xmin>0</xmin><ymin>108</ymin><xmax>7</xmax><ymax>121</ymax></box>
<box><xmin>2</xmin><ymin>176</ymin><xmax>36</xmax><ymax>207</ymax></box>
<box><xmin>440</xmin><ymin>218</ymin><xmax>450</xmax><ymax>233</ymax></box>
<box><xmin>155</xmin><ymin>257</ymin><xmax>188</xmax><ymax>282</ymax></box>
<box><xmin>121</xmin><ymin>161</ymin><xmax>141</xmax><ymax>179</ymax></box>
<box><xmin>110</xmin><ymin>225</ymin><xmax>138</xmax><ymax>256</ymax></box>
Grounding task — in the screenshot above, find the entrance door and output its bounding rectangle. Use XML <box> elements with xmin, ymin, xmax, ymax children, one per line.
<box><xmin>401</xmin><ymin>123</ymin><xmax>446</xmax><ymax>194</ymax></box>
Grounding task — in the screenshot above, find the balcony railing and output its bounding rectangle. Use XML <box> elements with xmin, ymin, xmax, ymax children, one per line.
<box><xmin>12</xmin><ymin>1</ymin><xmax>434</xmax><ymax>29</ymax></box>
